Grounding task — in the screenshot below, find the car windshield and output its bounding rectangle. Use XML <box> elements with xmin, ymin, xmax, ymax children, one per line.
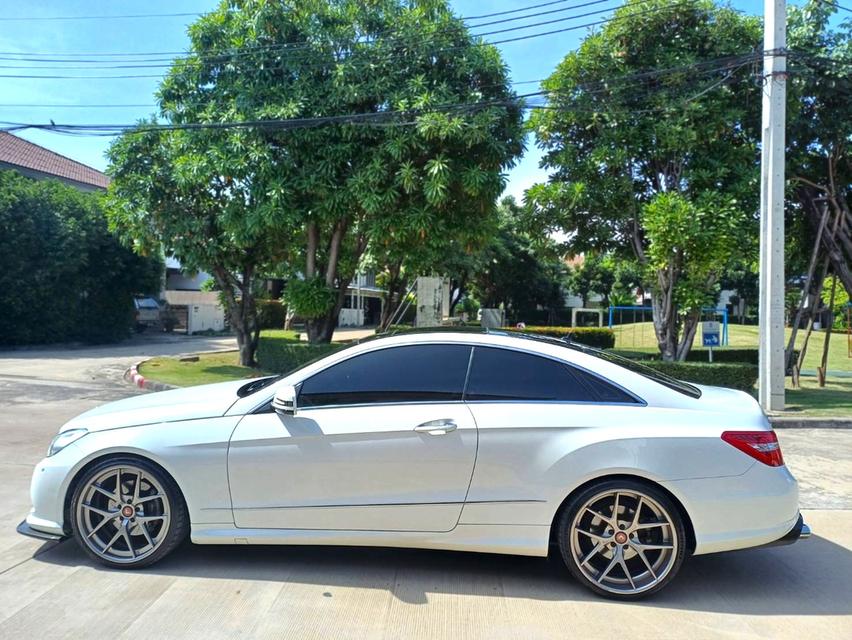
<box><xmin>509</xmin><ymin>332</ymin><xmax>702</xmax><ymax>399</ymax></box>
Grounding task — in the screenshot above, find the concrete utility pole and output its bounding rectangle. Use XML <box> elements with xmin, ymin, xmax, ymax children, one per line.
<box><xmin>758</xmin><ymin>0</ymin><xmax>787</xmax><ymax>411</ymax></box>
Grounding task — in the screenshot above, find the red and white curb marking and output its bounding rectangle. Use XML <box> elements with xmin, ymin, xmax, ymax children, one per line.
<box><xmin>125</xmin><ymin>361</ymin><xmax>146</xmax><ymax>387</ymax></box>
<box><xmin>123</xmin><ymin>360</ymin><xmax>176</xmax><ymax>392</ymax></box>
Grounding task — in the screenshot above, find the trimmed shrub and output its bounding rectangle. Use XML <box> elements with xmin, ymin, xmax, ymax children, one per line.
<box><xmin>0</xmin><ymin>169</ymin><xmax>162</xmax><ymax>345</ymax></box>
<box><xmin>256</xmin><ymin>299</ymin><xmax>287</xmax><ymax>329</ymax></box>
<box><xmin>256</xmin><ymin>338</ymin><xmax>342</xmax><ymax>374</ymax></box>
<box><xmin>641</xmin><ymin>361</ymin><xmax>758</xmax><ymax>392</ymax></box>
<box><xmin>510</xmin><ymin>326</ymin><xmax>616</xmax><ymax>349</ymax></box>
<box><xmin>384</xmin><ymin>324</ymin><xmax>616</xmax><ymax>349</ymax></box>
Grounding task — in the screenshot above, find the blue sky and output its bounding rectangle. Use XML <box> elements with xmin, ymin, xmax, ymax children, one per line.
<box><xmin>0</xmin><ymin>1</ymin><xmax>770</xmax><ymax>200</ymax></box>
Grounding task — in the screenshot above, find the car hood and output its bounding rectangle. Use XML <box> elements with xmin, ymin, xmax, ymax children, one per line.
<box><xmin>60</xmin><ymin>379</ymin><xmax>256</xmax><ymax>433</ymax></box>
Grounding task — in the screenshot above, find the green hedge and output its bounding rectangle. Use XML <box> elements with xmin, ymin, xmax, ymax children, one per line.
<box><xmin>256</xmin><ymin>338</ymin><xmax>342</xmax><ymax>374</ymax></box>
<box><xmin>641</xmin><ymin>361</ymin><xmax>758</xmax><ymax>392</ymax></box>
<box><xmin>384</xmin><ymin>324</ymin><xmax>616</xmax><ymax>349</ymax></box>
<box><xmin>509</xmin><ymin>326</ymin><xmax>616</xmax><ymax>349</ymax></box>
<box><xmin>256</xmin><ymin>299</ymin><xmax>287</xmax><ymax>330</ymax></box>
<box><xmin>0</xmin><ymin>170</ymin><xmax>162</xmax><ymax>345</ymax></box>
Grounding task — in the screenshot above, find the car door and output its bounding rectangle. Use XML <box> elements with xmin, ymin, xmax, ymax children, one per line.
<box><xmin>228</xmin><ymin>343</ymin><xmax>478</xmax><ymax>532</ymax></box>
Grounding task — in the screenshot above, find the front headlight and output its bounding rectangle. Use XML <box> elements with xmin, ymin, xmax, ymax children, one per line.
<box><xmin>47</xmin><ymin>429</ymin><xmax>88</xmax><ymax>457</ymax></box>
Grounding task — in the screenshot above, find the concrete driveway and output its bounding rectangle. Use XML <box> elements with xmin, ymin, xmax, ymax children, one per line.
<box><xmin>0</xmin><ymin>344</ymin><xmax>850</xmax><ymax>639</ymax></box>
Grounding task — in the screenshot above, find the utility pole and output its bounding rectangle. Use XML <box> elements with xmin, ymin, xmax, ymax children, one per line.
<box><xmin>758</xmin><ymin>0</ymin><xmax>786</xmax><ymax>412</ymax></box>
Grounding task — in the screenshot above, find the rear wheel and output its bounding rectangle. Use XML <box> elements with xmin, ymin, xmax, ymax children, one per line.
<box><xmin>70</xmin><ymin>457</ymin><xmax>188</xmax><ymax>569</ymax></box>
<box><xmin>557</xmin><ymin>479</ymin><xmax>686</xmax><ymax>599</ymax></box>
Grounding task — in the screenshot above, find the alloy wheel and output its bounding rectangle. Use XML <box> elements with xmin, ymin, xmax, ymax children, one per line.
<box><xmin>75</xmin><ymin>464</ymin><xmax>171</xmax><ymax>564</ymax></box>
<box><xmin>569</xmin><ymin>489</ymin><xmax>678</xmax><ymax>596</ymax></box>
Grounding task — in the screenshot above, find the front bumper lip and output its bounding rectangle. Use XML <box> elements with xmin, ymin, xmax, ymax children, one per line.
<box><xmin>761</xmin><ymin>513</ymin><xmax>811</xmax><ymax>548</ymax></box>
<box><xmin>17</xmin><ymin>520</ymin><xmax>67</xmax><ymax>542</ymax></box>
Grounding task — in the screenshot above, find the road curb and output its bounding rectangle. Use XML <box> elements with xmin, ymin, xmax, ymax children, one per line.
<box><xmin>769</xmin><ymin>417</ymin><xmax>852</xmax><ymax>429</ymax></box>
<box><xmin>123</xmin><ymin>360</ymin><xmax>177</xmax><ymax>392</ymax></box>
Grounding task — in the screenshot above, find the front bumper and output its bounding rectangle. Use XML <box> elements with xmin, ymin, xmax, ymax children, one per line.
<box><xmin>17</xmin><ymin>519</ymin><xmax>67</xmax><ymax>542</ymax></box>
<box><xmin>761</xmin><ymin>513</ymin><xmax>811</xmax><ymax>548</ymax></box>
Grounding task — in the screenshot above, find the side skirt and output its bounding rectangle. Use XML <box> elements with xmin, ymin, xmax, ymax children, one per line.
<box><xmin>190</xmin><ymin>523</ymin><xmax>551</xmax><ymax>558</ymax></box>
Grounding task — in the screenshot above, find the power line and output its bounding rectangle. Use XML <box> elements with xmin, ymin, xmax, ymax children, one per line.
<box><xmin>0</xmin><ymin>2</ymin><xmax>683</xmax><ymax>80</ymax></box>
<box><xmin>816</xmin><ymin>0</ymin><xmax>852</xmax><ymax>14</ymax></box>
<box><xmin>0</xmin><ymin>1</ymin><xmax>627</xmax><ymax>71</ymax></box>
<box><xmin>0</xmin><ymin>55</ymin><xmax>764</xmax><ymax>136</ymax></box>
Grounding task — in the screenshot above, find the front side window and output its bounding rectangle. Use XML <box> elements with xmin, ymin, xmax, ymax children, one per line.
<box><xmin>298</xmin><ymin>344</ymin><xmax>472</xmax><ymax>408</ymax></box>
<box><xmin>464</xmin><ymin>347</ymin><xmax>637</xmax><ymax>403</ymax></box>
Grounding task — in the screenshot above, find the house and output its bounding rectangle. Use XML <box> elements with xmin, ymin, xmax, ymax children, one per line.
<box><xmin>0</xmin><ymin>132</ymin><xmax>109</xmax><ymax>192</ymax></box>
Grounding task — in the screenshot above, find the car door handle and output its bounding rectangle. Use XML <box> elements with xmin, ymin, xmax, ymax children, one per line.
<box><xmin>414</xmin><ymin>419</ymin><xmax>458</xmax><ymax>435</ymax></box>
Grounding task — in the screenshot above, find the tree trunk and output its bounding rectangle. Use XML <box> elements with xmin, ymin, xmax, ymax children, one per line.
<box><xmin>306</xmin><ymin>278</ymin><xmax>350</xmax><ymax>343</ymax></box>
<box><xmin>651</xmin><ymin>265</ymin><xmax>678</xmax><ymax>361</ymax></box>
<box><xmin>213</xmin><ymin>266</ymin><xmax>259</xmax><ymax>367</ymax></box>
<box><xmin>676</xmin><ymin>310</ymin><xmax>700</xmax><ymax>361</ymax></box>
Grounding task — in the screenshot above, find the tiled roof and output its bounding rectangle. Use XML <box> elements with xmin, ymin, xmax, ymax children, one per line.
<box><xmin>0</xmin><ymin>132</ymin><xmax>109</xmax><ymax>189</ymax></box>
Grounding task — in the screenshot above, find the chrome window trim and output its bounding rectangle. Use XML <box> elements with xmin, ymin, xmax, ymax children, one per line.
<box><xmin>253</xmin><ymin>338</ymin><xmax>647</xmax><ymax>412</ymax></box>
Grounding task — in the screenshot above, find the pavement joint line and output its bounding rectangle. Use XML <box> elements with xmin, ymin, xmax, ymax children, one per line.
<box><xmin>0</xmin><ymin>539</ymin><xmax>66</xmax><ymax>577</ymax></box>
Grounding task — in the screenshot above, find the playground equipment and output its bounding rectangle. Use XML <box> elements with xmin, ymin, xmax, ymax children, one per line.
<box><xmin>607</xmin><ymin>306</ymin><xmax>729</xmax><ymax>349</ymax></box>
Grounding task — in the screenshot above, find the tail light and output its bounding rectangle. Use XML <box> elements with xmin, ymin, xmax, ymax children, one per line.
<box><xmin>721</xmin><ymin>431</ymin><xmax>784</xmax><ymax>467</ymax></box>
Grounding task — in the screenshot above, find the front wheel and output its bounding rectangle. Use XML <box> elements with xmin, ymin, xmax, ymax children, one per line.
<box><xmin>70</xmin><ymin>457</ymin><xmax>188</xmax><ymax>569</ymax></box>
<box><xmin>556</xmin><ymin>479</ymin><xmax>687</xmax><ymax>599</ymax></box>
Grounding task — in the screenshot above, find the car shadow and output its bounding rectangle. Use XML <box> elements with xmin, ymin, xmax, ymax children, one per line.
<box><xmin>32</xmin><ymin>532</ymin><xmax>852</xmax><ymax>614</ymax></box>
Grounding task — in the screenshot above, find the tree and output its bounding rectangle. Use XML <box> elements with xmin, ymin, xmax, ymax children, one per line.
<box><xmin>107</xmin><ymin>124</ymin><xmax>292</xmax><ymax>366</ymax></box>
<box><xmin>786</xmin><ymin>1</ymin><xmax>852</xmax><ymax>297</ymax></box>
<box><xmin>527</xmin><ymin>0</ymin><xmax>762</xmax><ymax>360</ymax></box>
<box><xmin>0</xmin><ymin>169</ymin><xmax>162</xmax><ymax>346</ymax></box>
<box><xmin>469</xmin><ymin>196</ymin><xmax>566</xmax><ymax>320</ymax></box>
<box><xmin>158</xmin><ymin>0</ymin><xmax>523</xmax><ymax>344</ymax></box>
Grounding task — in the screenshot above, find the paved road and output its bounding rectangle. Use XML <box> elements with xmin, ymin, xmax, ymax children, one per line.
<box><xmin>0</xmin><ymin>343</ymin><xmax>850</xmax><ymax>639</ymax></box>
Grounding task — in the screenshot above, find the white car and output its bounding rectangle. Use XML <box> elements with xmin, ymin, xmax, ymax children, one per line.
<box><xmin>19</xmin><ymin>330</ymin><xmax>808</xmax><ymax>598</ymax></box>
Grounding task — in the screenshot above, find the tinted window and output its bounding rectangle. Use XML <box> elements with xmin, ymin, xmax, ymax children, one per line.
<box><xmin>464</xmin><ymin>347</ymin><xmax>636</xmax><ymax>403</ymax></box>
<box><xmin>299</xmin><ymin>344</ymin><xmax>472</xmax><ymax>408</ymax></box>
<box><xmin>568</xmin><ymin>366</ymin><xmax>638</xmax><ymax>404</ymax></box>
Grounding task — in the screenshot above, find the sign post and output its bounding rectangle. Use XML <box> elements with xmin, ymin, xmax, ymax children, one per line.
<box><xmin>703</xmin><ymin>321</ymin><xmax>721</xmax><ymax>363</ymax></box>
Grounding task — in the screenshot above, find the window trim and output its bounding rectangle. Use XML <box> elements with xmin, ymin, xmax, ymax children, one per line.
<box><xmin>296</xmin><ymin>343</ymin><xmax>474</xmax><ymax>410</ymax></box>
<box><xmin>262</xmin><ymin>340</ymin><xmax>645</xmax><ymax>412</ymax></box>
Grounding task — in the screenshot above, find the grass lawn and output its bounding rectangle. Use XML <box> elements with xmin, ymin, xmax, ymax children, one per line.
<box><xmin>138</xmin><ymin>329</ymin><xmax>299</xmax><ymax>387</ymax></box>
<box><xmin>611</xmin><ymin>321</ymin><xmax>852</xmax><ymax>373</ymax></box>
<box><xmin>611</xmin><ymin>321</ymin><xmax>852</xmax><ymax>416</ymax></box>
<box><xmin>139</xmin><ymin>351</ymin><xmax>267</xmax><ymax>387</ymax></box>
<box><xmin>784</xmin><ymin>378</ymin><xmax>852</xmax><ymax>417</ymax></box>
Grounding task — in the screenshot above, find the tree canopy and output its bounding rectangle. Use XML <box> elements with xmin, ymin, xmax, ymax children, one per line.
<box><xmin>527</xmin><ymin>0</ymin><xmax>762</xmax><ymax>359</ymax></box>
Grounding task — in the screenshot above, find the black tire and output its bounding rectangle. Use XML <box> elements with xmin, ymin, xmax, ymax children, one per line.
<box><xmin>556</xmin><ymin>478</ymin><xmax>687</xmax><ymax>599</ymax></box>
<box><xmin>70</xmin><ymin>456</ymin><xmax>189</xmax><ymax>569</ymax></box>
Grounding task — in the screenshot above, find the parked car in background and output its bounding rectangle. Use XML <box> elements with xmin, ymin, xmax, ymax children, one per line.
<box><xmin>133</xmin><ymin>297</ymin><xmax>161</xmax><ymax>332</ymax></box>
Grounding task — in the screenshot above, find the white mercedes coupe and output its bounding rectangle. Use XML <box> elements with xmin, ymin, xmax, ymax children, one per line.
<box><xmin>19</xmin><ymin>330</ymin><xmax>809</xmax><ymax>598</ymax></box>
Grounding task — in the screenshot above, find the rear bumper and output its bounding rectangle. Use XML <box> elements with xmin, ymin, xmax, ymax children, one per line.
<box><xmin>17</xmin><ymin>519</ymin><xmax>67</xmax><ymax>542</ymax></box>
<box><xmin>761</xmin><ymin>513</ymin><xmax>811</xmax><ymax>548</ymax></box>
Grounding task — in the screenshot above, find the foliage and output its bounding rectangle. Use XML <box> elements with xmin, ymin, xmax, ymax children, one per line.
<box><xmin>106</xmin><ymin>118</ymin><xmax>291</xmax><ymax>366</ymax></box>
<box><xmin>509</xmin><ymin>326</ymin><xmax>616</xmax><ymax>349</ymax></box>
<box><xmin>527</xmin><ymin>0</ymin><xmax>762</xmax><ymax>361</ymax></box>
<box><xmin>0</xmin><ymin>170</ymin><xmax>162</xmax><ymax>345</ymax></box>
<box><xmin>159</xmin><ymin>0</ymin><xmax>524</xmax><ymax>344</ymax></box>
<box><xmin>284</xmin><ymin>277</ymin><xmax>336</xmax><ymax>320</ymax></box>
<box><xmin>469</xmin><ymin>197</ymin><xmax>566</xmax><ymax>316</ymax></box>
<box><xmin>821</xmin><ymin>276</ymin><xmax>851</xmax><ymax>309</ymax></box>
<box><xmin>642</xmin><ymin>192</ymin><xmax>745</xmax><ymax>311</ymax></box>
<box><xmin>256</xmin><ymin>299</ymin><xmax>288</xmax><ymax>330</ymax></box>
<box><xmin>786</xmin><ymin>1</ymin><xmax>852</xmax><ymax>298</ymax></box>
<box><xmin>256</xmin><ymin>339</ymin><xmax>343</xmax><ymax>375</ymax></box>
<box><xmin>640</xmin><ymin>361</ymin><xmax>758</xmax><ymax>392</ymax></box>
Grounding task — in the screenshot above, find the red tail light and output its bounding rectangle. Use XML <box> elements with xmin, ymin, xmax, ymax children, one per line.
<box><xmin>721</xmin><ymin>431</ymin><xmax>784</xmax><ymax>467</ymax></box>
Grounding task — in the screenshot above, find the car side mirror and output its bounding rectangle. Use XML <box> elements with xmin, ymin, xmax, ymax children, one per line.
<box><xmin>272</xmin><ymin>385</ymin><xmax>297</xmax><ymax>415</ymax></box>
